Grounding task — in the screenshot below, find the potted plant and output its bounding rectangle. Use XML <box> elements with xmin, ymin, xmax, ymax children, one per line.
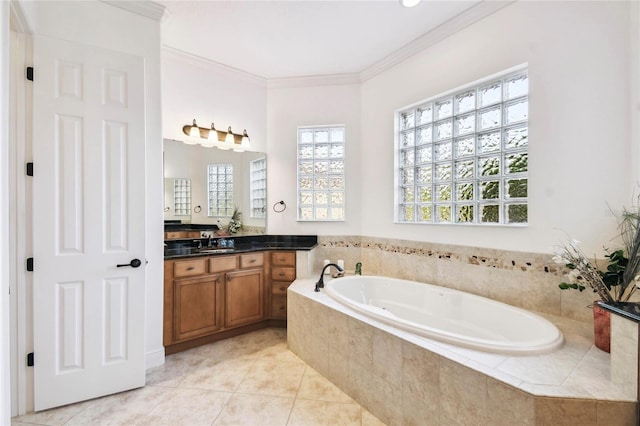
<box><xmin>227</xmin><ymin>207</ymin><xmax>242</xmax><ymax>234</ymax></box>
<box><xmin>554</xmin><ymin>204</ymin><xmax>640</xmax><ymax>352</ymax></box>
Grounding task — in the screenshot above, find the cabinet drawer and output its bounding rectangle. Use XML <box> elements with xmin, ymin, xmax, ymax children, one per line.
<box><xmin>271</xmin><ymin>296</ymin><xmax>287</xmax><ymax>318</ymax></box>
<box><xmin>271</xmin><ymin>267</ymin><xmax>295</xmax><ymax>282</ymax></box>
<box><xmin>187</xmin><ymin>231</ymin><xmax>201</xmax><ymax>238</ymax></box>
<box><xmin>174</xmin><ymin>258</ymin><xmax>207</xmax><ymax>278</ymax></box>
<box><xmin>209</xmin><ymin>255</ymin><xmax>238</xmax><ymax>273</ymax></box>
<box><xmin>165</xmin><ymin>231</ymin><xmax>185</xmax><ymax>240</ymax></box>
<box><xmin>272</xmin><ymin>251</ymin><xmax>295</xmax><ymax>266</ymax></box>
<box><xmin>240</xmin><ymin>252</ymin><xmax>264</xmax><ymax>269</ymax></box>
<box><xmin>272</xmin><ymin>281</ymin><xmax>290</xmax><ymax>296</ymax></box>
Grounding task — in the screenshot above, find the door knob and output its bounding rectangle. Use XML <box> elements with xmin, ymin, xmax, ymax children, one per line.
<box><xmin>117</xmin><ymin>258</ymin><xmax>142</xmax><ymax>268</ymax></box>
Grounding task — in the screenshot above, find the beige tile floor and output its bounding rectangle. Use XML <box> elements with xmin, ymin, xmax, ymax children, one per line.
<box><xmin>12</xmin><ymin>328</ymin><xmax>385</xmax><ymax>426</ymax></box>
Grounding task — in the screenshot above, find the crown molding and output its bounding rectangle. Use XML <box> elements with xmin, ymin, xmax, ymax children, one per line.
<box><xmin>162</xmin><ymin>1</ymin><xmax>512</xmax><ymax>88</ymax></box>
<box><xmin>267</xmin><ymin>73</ymin><xmax>361</xmax><ymax>89</ymax></box>
<box><xmin>9</xmin><ymin>0</ymin><xmax>31</xmax><ymax>33</ymax></box>
<box><xmin>360</xmin><ymin>1</ymin><xmax>515</xmax><ymax>82</ymax></box>
<box><xmin>101</xmin><ymin>1</ymin><xmax>166</xmax><ymax>22</ymax></box>
<box><xmin>162</xmin><ymin>46</ymin><xmax>267</xmax><ymax>88</ymax></box>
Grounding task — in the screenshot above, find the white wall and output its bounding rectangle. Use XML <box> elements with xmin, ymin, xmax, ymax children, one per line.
<box><xmin>162</xmin><ymin>50</ymin><xmax>267</xmax><ymax>153</ymax></box>
<box><xmin>162</xmin><ymin>51</ymin><xmax>268</xmax><ymax>229</ymax></box>
<box><xmin>12</xmin><ymin>0</ymin><xmax>164</xmax><ymax>413</ymax></box>
<box><xmin>266</xmin><ymin>83</ymin><xmax>362</xmax><ymax>236</ymax></box>
<box><xmin>360</xmin><ymin>1</ymin><xmax>632</xmax><ymax>255</ymax></box>
<box><xmin>163</xmin><ymin>2</ymin><xmax>636</xmax><ymax>257</ymax></box>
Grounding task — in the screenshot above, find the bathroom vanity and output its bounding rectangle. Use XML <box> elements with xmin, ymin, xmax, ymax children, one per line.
<box><xmin>163</xmin><ymin>234</ymin><xmax>317</xmax><ymax>354</ymax></box>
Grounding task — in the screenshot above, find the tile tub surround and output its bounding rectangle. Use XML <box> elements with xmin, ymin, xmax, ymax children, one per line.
<box><xmin>312</xmin><ymin>236</ymin><xmax>597</xmax><ymax>323</ymax></box>
<box><xmin>288</xmin><ymin>279</ymin><xmax>638</xmax><ymax>425</ymax></box>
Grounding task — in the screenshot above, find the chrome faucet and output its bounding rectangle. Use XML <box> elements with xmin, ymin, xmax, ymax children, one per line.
<box><xmin>314</xmin><ymin>263</ymin><xmax>343</xmax><ymax>292</ymax></box>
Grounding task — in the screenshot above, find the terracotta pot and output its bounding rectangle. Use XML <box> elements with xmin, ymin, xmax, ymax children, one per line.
<box><xmin>593</xmin><ymin>302</ymin><xmax>611</xmax><ymax>353</ymax></box>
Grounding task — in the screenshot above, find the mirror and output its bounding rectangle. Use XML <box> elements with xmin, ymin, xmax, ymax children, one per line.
<box><xmin>163</xmin><ymin>138</ymin><xmax>266</xmax><ymax>233</ymax></box>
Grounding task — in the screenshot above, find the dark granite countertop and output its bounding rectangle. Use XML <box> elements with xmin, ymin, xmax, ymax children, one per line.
<box><xmin>597</xmin><ymin>301</ymin><xmax>640</xmax><ymax>324</ymax></box>
<box><xmin>164</xmin><ymin>234</ymin><xmax>317</xmax><ymax>260</ymax></box>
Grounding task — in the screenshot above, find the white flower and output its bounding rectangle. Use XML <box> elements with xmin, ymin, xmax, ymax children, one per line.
<box><xmin>552</xmin><ymin>254</ymin><xmax>566</xmax><ymax>264</ymax></box>
<box><xmin>570</xmin><ymin>239</ymin><xmax>581</xmax><ymax>249</ymax></box>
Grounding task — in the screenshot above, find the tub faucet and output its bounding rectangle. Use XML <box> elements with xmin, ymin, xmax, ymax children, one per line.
<box><xmin>315</xmin><ymin>263</ymin><xmax>343</xmax><ymax>292</ymax></box>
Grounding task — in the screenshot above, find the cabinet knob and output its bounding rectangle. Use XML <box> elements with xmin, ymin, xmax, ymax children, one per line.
<box><xmin>279</xmin><ymin>286</ymin><xmax>286</xmax><ymax>291</ymax></box>
<box><xmin>249</xmin><ymin>259</ymin><xmax>256</xmax><ymax>263</ymax></box>
<box><xmin>186</xmin><ymin>266</ymin><xmax>195</xmax><ymax>271</ymax></box>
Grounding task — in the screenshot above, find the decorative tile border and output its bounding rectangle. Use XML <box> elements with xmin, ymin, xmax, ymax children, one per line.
<box><xmin>317</xmin><ymin>235</ymin><xmax>565</xmax><ymax>276</ymax></box>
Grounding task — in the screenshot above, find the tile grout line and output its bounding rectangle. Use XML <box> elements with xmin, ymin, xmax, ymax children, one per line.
<box><xmin>285</xmin><ymin>365</ymin><xmax>309</xmax><ymax>426</ymax></box>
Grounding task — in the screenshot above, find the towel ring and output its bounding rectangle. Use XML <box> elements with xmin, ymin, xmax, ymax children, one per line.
<box><xmin>193</xmin><ymin>205</ymin><xmax>202</xmax><ymax>213</ymax></box>
<box><xmin>273</xmin><ymin>200</ymin><xmax>286</xmax><ymax>213</ymax></box>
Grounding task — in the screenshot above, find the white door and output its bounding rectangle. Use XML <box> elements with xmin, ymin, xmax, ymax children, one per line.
<box><xmin>32</xmin><ymin>35</ymin><xmax>146</xmax><ymax>411</ymax></box>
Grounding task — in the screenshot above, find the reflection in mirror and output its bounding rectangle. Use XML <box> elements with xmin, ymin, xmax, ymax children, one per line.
<box><xmin>163</xmin><ymin>139</ymin><xmax>266</xmax><ymax>233</ymax></box>
<box><xmin>249</xmin><ymin>157</ymin><xmax>266</xmax><ymax>219</ymax></box>
<box><xmin>164</xmin><ymin>178</ymin><xmax>191</xmax><ymax>221</ymax></box>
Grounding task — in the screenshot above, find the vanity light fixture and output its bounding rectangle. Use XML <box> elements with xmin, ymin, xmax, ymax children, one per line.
<box><xmin>400</xmin><ymin>0</ymin><xmax>421</xmax><ymax>7</ymax></box>
<box><xmin>181</xmin><ymin>118</ymin><xmax>252</xmax><ymax>151</ymax></box>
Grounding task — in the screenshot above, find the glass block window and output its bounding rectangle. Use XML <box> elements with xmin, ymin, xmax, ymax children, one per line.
<box><xmin>297</xmin><ymin>126</ymin><xmax>345</xmax><ymax>221</ymax></box>
<box><xmin>396</xmin><ymin>68</ymin><xmax>528</xmax><ymax>225</ymax></box>
<box><xmin>207</xmin><ymin>164</ymin><xmax>234</xmax><ymax>217</ymax></box>
<box><xmin>173</xmin><ymin>178</ymin><xmax>191</xmax><ymax>216</ymax></box>
<box><xmin>250</xmin><ymin>157</ymin><xmax>267</xmax><ymax>219</ymax></box>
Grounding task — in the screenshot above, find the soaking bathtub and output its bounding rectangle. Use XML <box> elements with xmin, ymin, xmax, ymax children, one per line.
<box><xmin>324</xmin><ymin>275</ymin><xmax>563</xmax><ymax>354</ymax></box>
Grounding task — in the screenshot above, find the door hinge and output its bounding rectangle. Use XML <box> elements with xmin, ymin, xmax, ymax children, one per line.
<box><xmin>26</xmin><ymin>257</ymin><xmax>34</xmax><ymax>272</ymax></box>
<box><xmin>26</xmin><ymin>66</ymin><xmax>34</xmax><ymax>81</ymax></box>
<box><xmin>27</xmin><ymin>352</ymin><xmax>34</xmax><ymax>367</ymax></box>
<box><xmin>26</xmin><ymin>162</ymin><xmax>34</xmax><ymax>177</ymax></box>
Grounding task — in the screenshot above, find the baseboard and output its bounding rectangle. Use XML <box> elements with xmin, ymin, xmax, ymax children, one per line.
<box><xmin>145</xmin><ymin>347</ymin><xmax>165</xmax><ymax>370</ymax></box>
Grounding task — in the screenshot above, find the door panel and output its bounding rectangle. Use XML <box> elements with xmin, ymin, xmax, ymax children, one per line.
<box><xmin>225</xmin><ymin>269</ymin><xmax>264</xmax><ymax>328</ymax></box>
<box><xmin>32</xmin><ymin>35</ymin><xmax>146</xmax><ymax>411</ymax></box>
<box><xmin>173</xmin><ymin>275</ymin><xmax>223</xmax><ymax>341</ymax></box>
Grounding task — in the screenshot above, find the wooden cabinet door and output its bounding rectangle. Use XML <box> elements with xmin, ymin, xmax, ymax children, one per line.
<box><xmin>225</xmin><ymin>269</ymin><xmax>264</xmax><ymax>328</ymax></box>
<box><xmin>173</xmin><ymin>274</ymin><xmax>223</xmax><ymax>341</ymax></box>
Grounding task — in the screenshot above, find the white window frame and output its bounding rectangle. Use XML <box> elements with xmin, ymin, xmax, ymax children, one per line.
<box><xmin>395</xmin><ymin>65</ymin><xmax>529</xmax><ymax>226</ymax></box>
<box><xmin>297</xmin><ymin>125</ymin><xmax>346</xmax><ymax>222</ymax></box>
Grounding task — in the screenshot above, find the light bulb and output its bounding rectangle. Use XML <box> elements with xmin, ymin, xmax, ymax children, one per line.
<box><xmin>208</xmin><ymin>123</ymin><xmax>218</xmax><ymax>141</ymax></box>
<box><xmin>240</xmin><ymin>129</ymin><xmax>251</xmax><ymax>150</ymax></box>
<box><xmin>189</xmin><ymin>119</ymin><xmax>200</xmax><ymax>138</ymax></box>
